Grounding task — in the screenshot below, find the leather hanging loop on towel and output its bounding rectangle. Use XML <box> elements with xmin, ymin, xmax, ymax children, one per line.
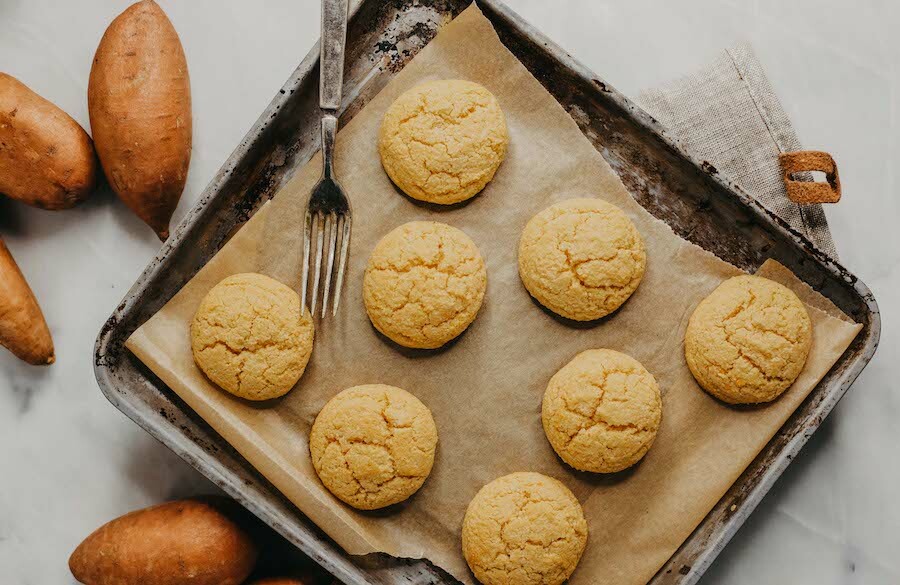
<box><xmin>778</xmin><ymin>150</ymin><xmax>841</xmax><ymax>204</ymax></box>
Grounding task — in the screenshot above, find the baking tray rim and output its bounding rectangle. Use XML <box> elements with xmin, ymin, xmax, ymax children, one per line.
<box><xmin>93</xmin><ymin>0</ymin><xmax>881</xmax><ymax>583</ymax></box>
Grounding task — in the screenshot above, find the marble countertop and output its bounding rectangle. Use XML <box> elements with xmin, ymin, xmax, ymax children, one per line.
<box><xmin>1</xmin><ymin>1</ymin><xmax>897</xmax><ymax>583</ymax></box>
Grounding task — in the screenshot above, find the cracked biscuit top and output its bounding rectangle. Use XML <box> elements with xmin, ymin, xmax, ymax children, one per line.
<box><xmin>309</xmin><ymin>384</ymin><xmax>438</xmax><ymax>510</ymax></box>
<box><xmin>191</xmin><ymin>273</ymin><xmax>314</xmax><ymax>401</ymax></box>
<box><xmin>379</xmin><ymin>79</ymin><xmax>508</xmax><ymax>204</ymax></box>
<box><xmin>518</xmin><ymin>198</ymin><xmax>646</xmax><ymax>321</ymax></box>
<box><xmin>685</xmin><ymin>275</ymin><xmax>812</xmax><ymax>405</ymax></box>
<box><xmin>542</xmin><ymin>349</ymin><xmax>661</xmax><ymax>473</ymax></box>
<box><xmin>462</xmin><ymin>472</ymin><xmax>587</xmax><ymax>585</ymax></box>
<box><xmin>363</xmin><ymin>221</ymin><xmax>487</xmax><ymax>349</ymax></box>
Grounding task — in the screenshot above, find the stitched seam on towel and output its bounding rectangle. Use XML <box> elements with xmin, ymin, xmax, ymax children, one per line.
<box><xmin>725</xmin><ymin>45</ymin><xmax>813</xmax><ymax>238</ymax></box>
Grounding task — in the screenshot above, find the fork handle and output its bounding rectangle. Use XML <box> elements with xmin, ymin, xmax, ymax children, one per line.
<box><xmin>321</xmin><ymin>114</ymin><xmax>337</xmax><ymax>179</ymax></box>
<box><xmin>319</xmin><ymin>0</ymin><xmax>348</xmax><ymax>111</ymax></box>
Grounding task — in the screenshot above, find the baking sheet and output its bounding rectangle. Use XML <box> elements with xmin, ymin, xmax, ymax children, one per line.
<box><xmin>126</xmin><ymin>5</ymin><xmax>862</xmax><ymax>584</ymax></box>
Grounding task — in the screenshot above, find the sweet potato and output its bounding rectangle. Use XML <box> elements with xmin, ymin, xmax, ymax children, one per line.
<box><xmin>0</xmin><ymin>73</ymin><xmax>97</xmax><ymax>209</ymax></box>
<box><xmin>0</xmin><ymin>237</ymin><xmax>54</xmax><ymax>365</ymax></box>
<box><xmin>88</xmin><ymin>0</ymin><xmax>191</xmax><ymax>241</ymax></box>
<box><xmin>69</xmin><ymin>497</ymin><xmax>258</xmax><ymax>585</ymax></box>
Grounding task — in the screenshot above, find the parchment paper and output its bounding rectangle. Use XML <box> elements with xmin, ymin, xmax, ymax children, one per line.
<box><xmin>126</xmin><ymin>6</ymin><xmax>862</xmax><ymax>584</ymax></box>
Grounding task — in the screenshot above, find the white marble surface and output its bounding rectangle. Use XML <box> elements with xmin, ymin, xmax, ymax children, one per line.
<box><xmin>0</xmin><ymin>1</ymin><xmax>897</xmax><ymax>583</ymax></box>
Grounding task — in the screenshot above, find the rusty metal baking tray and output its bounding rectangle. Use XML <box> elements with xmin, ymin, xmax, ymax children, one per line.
<box><xmin>94</xmin><ymin>0</ymin><xmax>880</xmax><ymax>583</ymax></box>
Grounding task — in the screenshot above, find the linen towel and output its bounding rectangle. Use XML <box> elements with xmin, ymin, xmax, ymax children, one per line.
<box><xmin>638</xmin><ymin>42</ymin><xmax>838</xmax><ymax>259</ymax></box>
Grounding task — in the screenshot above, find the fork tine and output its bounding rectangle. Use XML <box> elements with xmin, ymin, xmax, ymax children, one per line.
<box><xmin>300</xmin><ymin>209</ymin><xmax>313</xmax><ymax>312</ymax></box>
<box><xmin>332</xmin><ymin>214</ymin><xmax>352</xmax><ymax>316</ymax></box>
<box><xmin>320</xmin><ymin>213</ymin><xmax>338</xmax><ymax>318</ymax></box>
<box><xmin>310</xmin><ymin>213</ymin><xmax>326</xmax><ymax>317</ymax></box>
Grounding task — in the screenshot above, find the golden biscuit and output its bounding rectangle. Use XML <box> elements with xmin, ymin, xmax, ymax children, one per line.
<box><xmin>685</xmin><ymin>275</ymin><xmax>812</xmax><ymax>404</ymax></box>
<box><xmin>309</xmin><ymin>384</ymin><xmax>438</xmax><ymax>510</ymax></box>
<box><xmin>363</xmin><ymin>221</ymin><xmax>487</xmax><ymax>349</ymax></box>
<box><xmin>379</xmin><ymin>79</ymin><xmax>508</xmax><ymax>204</ymax></box>
<box><xmin>518</xmin><ymin>198</ymin><xmax>646</xmax><ymax>321</ymax></box>
<box><xmin>191</xmin><ymin>273</ymin><xmax>314</xmax><ymax>401</ymax></box>
<box><xmin>542</xmin><ymin>349</ymin><xmax>661</xmax><ymax>473</ymax></box>
<box><xmin>462</xmin><ymin>472</ymin><xmax>587</xmax><ymax>585</ymax></box>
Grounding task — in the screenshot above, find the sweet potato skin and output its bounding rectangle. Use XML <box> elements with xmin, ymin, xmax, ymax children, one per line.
<box><xmin>69</xmin><ymin>498</ymin><xmax>258</xmax><ymax>585</ymax></box>
<box><xmin>0</xmin><ymin>237</ymin><xmax>54</xmax><ymax>365</ymax></box>
<box><xmin>0</xmin><ymin>73</ymin><xmax>97</xmax><ymax>210</ymax></box>
<box><xmin>88</xmin><ymin>0</ymin><xmax>191</xmax><ymax>241</ymax></box>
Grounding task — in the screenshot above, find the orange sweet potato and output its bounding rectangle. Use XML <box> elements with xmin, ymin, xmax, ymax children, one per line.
<box><xmin>69</xmin><ymin>498</ymin><xmax>258</xmax><ymax>585</ymax></box>
<box><xmin>0</xmin><ymin>73</ymin><xmax>97</xmax><ymax>210</ymax></box>
<box><xmin>88</xmin><ymin>0</ymin><xmax>191</xmax><ymax>241</ymax></box>
<box><xmin>0</xmin><ymin>237</ymin><xmax>54</xmax><ymax>365</ymax></box>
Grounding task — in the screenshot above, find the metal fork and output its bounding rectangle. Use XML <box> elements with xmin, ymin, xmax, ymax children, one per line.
<box><xmin>301</xmin><ymin>0</ymin><xmax>352</xmax><ymax>318</ymax></box>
